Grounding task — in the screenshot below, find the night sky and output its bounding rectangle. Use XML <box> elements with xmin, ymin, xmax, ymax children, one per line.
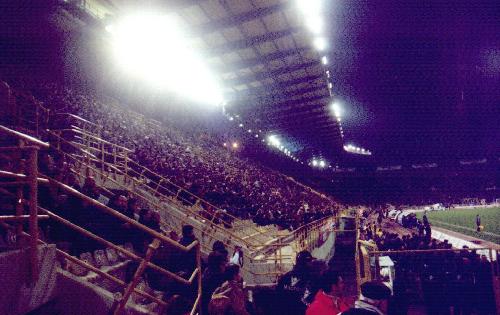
<box><xmin>325</xmin><ymin>0</ymin><xmax>500</xmax><ymax>163</ymax></box>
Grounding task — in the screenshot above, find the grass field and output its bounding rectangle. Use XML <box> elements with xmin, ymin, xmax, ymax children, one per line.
<box><xmin>415</xmin><ymin>207</ymin><xmax>500</xmax><ymax>244</ymax></box>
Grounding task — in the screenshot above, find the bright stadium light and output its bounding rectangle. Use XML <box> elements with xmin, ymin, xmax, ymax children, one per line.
<box><xmin>321</xmin><ymin>56</ymin><xmax>328</xmax><ymax>65</ymax></box>
<box><xmin>268</xmin><ymin>135</ymin><xmax>280</xmax><ymax>147</ymax></box>
<box><xmin>232</xmin><ymin>142</ymin><xmax>239</xmax><ymax>149</ymax></box>
<box><xmin>319</xmin><ymin>160</ymin><xmax>326</xmax><ymax>168</ymax></box>
<box><xmin>297</xmin><ymin>0</ymin><xmax>322</xmax><ymax>17</ymax></box>
<box><xmin>312</xmin><ymin>159</ymin><xmax>318</xmax><ymax>167</ymax></box>
<box><xmin>330</xmin><ymin>101</ymin><xmax>342</xmax><ymax>117</ymax></box>
<box><xmin>239</xmin><ymin>123</ymin><xmax>243</xmax><ymax>127</ymax></box>
<box><xmin>109</xmin><ymin>12</ymin><xmax>223</xmax><ymax>105</ymax></box>
<box><xmin>306</xmin><ymin>18</ymin><xmax>323</xmax><ymax>34</ymax></box>
<box><xmin>313</xmin><ymin>37</ymin><xmax>327</xmax><ymax>51</ymax></box>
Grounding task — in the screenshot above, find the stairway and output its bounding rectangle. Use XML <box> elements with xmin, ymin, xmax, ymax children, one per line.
<box><xmin>329</xmin><ymin>217</ymin><xmax>358</xmax><ymax>297</ymax></box>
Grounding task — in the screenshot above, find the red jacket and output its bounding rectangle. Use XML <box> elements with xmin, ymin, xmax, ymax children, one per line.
<box><xmin>306</xmin><ymin>290</ymin><xmax>351</xmax><ymax>315</ymax></box>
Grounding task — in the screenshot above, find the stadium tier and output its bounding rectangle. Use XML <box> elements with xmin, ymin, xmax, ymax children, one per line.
<box><xmin>1</xmin><ymin>1</ymin><xmax>499</xmax><ymax>315</ymax></box>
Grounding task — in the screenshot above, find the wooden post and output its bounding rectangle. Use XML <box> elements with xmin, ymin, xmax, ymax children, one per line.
<box><xmin>113</xmin><ymin>239</ymin><xmax>160</xmax><ymax>315</ymax></box>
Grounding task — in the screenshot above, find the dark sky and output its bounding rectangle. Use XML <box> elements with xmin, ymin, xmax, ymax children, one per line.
<box><xmin>325</xmin><ymin>0</ymin><xmax>500</xmax><ymax>163</ymax></box>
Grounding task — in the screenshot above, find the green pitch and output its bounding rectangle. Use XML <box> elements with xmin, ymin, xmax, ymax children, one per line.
<box><xmin>416</xmin><ymin>207</ymin><xmax>500</xmax><ymax>244</ymax></box>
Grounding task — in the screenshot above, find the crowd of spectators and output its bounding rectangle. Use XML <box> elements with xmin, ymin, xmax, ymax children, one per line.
<box><xmin>359</xmin><ymin>210</ymin><xmax>497</xmax><ymax>315</ymax></box>
<box><xmin>4</xmin><ymin>80</ymin><xmax>340</xmax><ymax>230</ymax></box>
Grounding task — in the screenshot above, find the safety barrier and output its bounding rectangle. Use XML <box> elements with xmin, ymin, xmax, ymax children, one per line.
<box><xmin>18</xmin><ymin>105</ymin><xmax>343</xmax><ymax>280</ymax></box>
<box><xmin>0</xmin><ymin>125</ymin><xmax>202</xmax><ymax>315</ymax></box>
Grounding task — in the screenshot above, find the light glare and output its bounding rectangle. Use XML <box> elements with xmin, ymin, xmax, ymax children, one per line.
<box><xmin>110</xmin><ymin>13</ymin><xmax>223</xmax><ymax>105</ymax></box>
<box><xmin>313</xmin><ymin>37</ymin><xmax>327</xmax><ymax>51</ymax></box>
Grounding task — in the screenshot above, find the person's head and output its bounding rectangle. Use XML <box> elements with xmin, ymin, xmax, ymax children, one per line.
<box><xmin>360</xmin><ymin>281</ymin><xmax>391</xmax><ymax>313</ymax></box>
<box><xmin>319</xmin><ymin>269</ymin><xmax>344</xmax><ymax>296</ymax></box>
<box><xmin>182</xmin><ymin>224</ymin><xmax>194</xmax><ymax>238</ymax></box>
<box><xmin>224</xmin><ymin>263</ymin><xmax>241</xmax><ymax>282</ymax></box>
<box><xmin>212</xmin><ymin>240</ymin><xmax>226</xmax><ymax>253</ymax></box>
<box><xmin>207</xmin><ymin>252</ymin><xmax>226</xmax><ymax>272</ymax></box>
<box><xmin>295</xmin><ymin>250</ymin><xmax>313</xmax><ymax>269</ymax></box>
<box><xmin>115</xmin><ymin>195</ymin><xmax>128</xmax><ymax>211</ymax></box>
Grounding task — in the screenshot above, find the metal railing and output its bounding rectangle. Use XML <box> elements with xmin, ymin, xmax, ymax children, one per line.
<box><xmin>24</xmin><ymin>105</ymin><xmax>342</xmax><ymax>279</ymax></box>
<box><xmin>0</xmin><ymin>125</ymin><xmax>50</xmax><ymax>282</ymax></box>
<box><xmin>0</xmin><ymin>125</ymin><xmax>202</xmax><ymax>314</ymax></box>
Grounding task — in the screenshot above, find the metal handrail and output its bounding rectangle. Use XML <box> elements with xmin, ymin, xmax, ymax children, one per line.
<box><xmin>0</xmin><ymin>126</ymin><xmax>42</xmax><ymax>282</ymax></box>
<box><xmin>48</xmin><ymin>114</ymin><xmax>300</xmax><ymax>237</ymax></box>
<box><xmin>47</xmin><ymin>130</ymin><xmax>265</xmax><ymax>249</ymax></box>
<box><xmin>51</xmin><ymin>126</ymin><xmax>339</xmax><ymax>261</ymax></box>
<box><xmin>0</xmin><ymin>125</ymin><xmax>49</xmax><ymax>148</ymax></box>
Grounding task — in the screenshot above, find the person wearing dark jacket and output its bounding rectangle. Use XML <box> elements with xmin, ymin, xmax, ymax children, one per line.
<box><xmin>201</xmin><ymin>252</ymin><xmax>227</xmax><ymax>315</ymax></box>
<box><xmin>178</xmin><ymin>225</ymin><xmax>197</xmax><ymax>276</ymax></box>
<box><xmin>276</xmin><ymin>250</ymin><xmax>317</xmax><ymax>315</ymax></box>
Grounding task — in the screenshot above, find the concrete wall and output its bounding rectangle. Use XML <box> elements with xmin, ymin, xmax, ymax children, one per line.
<box><xmin>312</xmin><ymin>231</ymin><xmax>336</xmax><ymax>262</ymax></box>
<box><xmin>0</xmin><ymin>245</ymin><xmax>58</xmax><ymax>315</ymax></box>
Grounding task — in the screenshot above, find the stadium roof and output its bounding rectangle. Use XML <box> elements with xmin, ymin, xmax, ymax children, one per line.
<box><xmin>83</xmin><ymin>0</ymin><xmax>343</xmax><ymax>159</ymax></box>
<box><xmin>57</xmin><ymin>0</ymin><xmax>500</xmax><ymax>164</ymax></box>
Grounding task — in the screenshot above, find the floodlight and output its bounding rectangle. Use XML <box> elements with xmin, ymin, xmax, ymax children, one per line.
<box><xmin>110</xmin><ymin>12</ymin><xmax>223</xmax><ymax>105</ymax></box>
<box><xmin>313</xmin><ymin>37</ymin><xmax>327</xmax><ymax>51</ymax></box>
<box><xmin>306</xmin><ymin>18</ymin><xmax>323</xmax><ymax>34</ymax></box>
<box><xmin>229</xmin><ymin>117</ymin><xmax>234</xmax><ymax>121</ymax></box>
<box><xmin>232</xmin><ymin>142</ymin><xmax>238</xmax><ymax>148</ymax></box>
<box><xmin>268</xmin><ymin>135</ymin><xmax>280</xmax><ymax>147</ymax></box>
<box><xmin>330</xmin><ymin>102</ymin><xmax>341</xmax><ymax>117</ymax></box>
<box><xmin>319</xmin><ymin>160</ymin><xmax>326</xmax><ymax>168</ymax></box>
<box><xmin>248</xmin><ymin>129</ymin><xmax>252</xmax><ymax>133</ymax></box>
<box><xmin>297</xmin><ymin>0</ymin><xmax>322</xmax><ymax>17</ymax></box>
<box><xmin>312</xmin><ymin>159</ymin><xmax>318</xmax><ymax>167</ymax></box>
<box><xmin>239</xmin><ymin>123</ymin><xmax>243</xmax><ymax>127</ymax></box>
<box><xmin>321</xmin><ymin>56</ymin><xmax>328</xmax><ymax>65</ymax></box>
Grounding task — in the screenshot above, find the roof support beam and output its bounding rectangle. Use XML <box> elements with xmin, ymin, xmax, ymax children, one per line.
<box><xmin>215</xmin><ymin>47</ymin><xmax>312</xmax><ymax>73</ymax></box>
<box><xmin>190</xmin><ymin>3</ymin><xmax>286</xmax><ymax>34</ymax></box>
<box><xmin>224</xmin><ymin>61</ymin><xmax>319</xmax><ymax>86</ymax></box>
<box><xmin>207</xmin><ymin>28</ymin><xmax>301</xmax><ymax>56</ymax></box>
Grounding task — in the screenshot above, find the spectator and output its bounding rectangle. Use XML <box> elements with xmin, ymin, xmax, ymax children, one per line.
<box><xmin>201</xmin><ymin>252</ymin><xmax>227</xmax><ymax>315</ymax></box>
<box><xmin>306</xmin><ymin>269</ymin><xmax>350</xmax><ymax>315</ymax></box>
<box><xmin>178</xmin><ymin>224</ymin><xmax>197</xmax><ymax>276</ymax></box>
<box><xmin>230</xmin><ymin>245</ymin><xmax>244</xmax><ymax>267</ymax></box>
<box><xmin>342</xmin><ymin>281</ymin><xmax>391</xmax><ymax>315</ymax></box>
<box><xmin>209</xmin><ymin>264</ymin><xmax>249</xmax><ymax>315</ymax></box>
<box><xmin>276</xmin><ymin>250</ymin><xmax>316</xmax><ymax>315</ymax></box>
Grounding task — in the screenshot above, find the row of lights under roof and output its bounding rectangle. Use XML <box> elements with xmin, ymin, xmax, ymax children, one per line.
<box><xmin>297</xmin><ymin>1</ymin><xmax>345</xmax><ymax>138</ymax></box>
<box><xmin>298</xmin><ymin>0</ymin><xmax>372</xmax><ymax>155</ymax></box>
<box><xmin>310</xmin><ymin>158</ymin><xmax>328</xmax><ymax>168</ymax></box>
<box><xmin>267</xmin><ymin>135</ymin><xmax>301</xmax><ymax>163</ymax></box>
<box><xmin>343</xmin><ymin>144</ymin><xmax>372</xmax><ymax>155</ymax></box>
<box><xmin>224</xmin><ymin>112</ymin><xmax>341</xmax><ymax>169</ymax></box>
